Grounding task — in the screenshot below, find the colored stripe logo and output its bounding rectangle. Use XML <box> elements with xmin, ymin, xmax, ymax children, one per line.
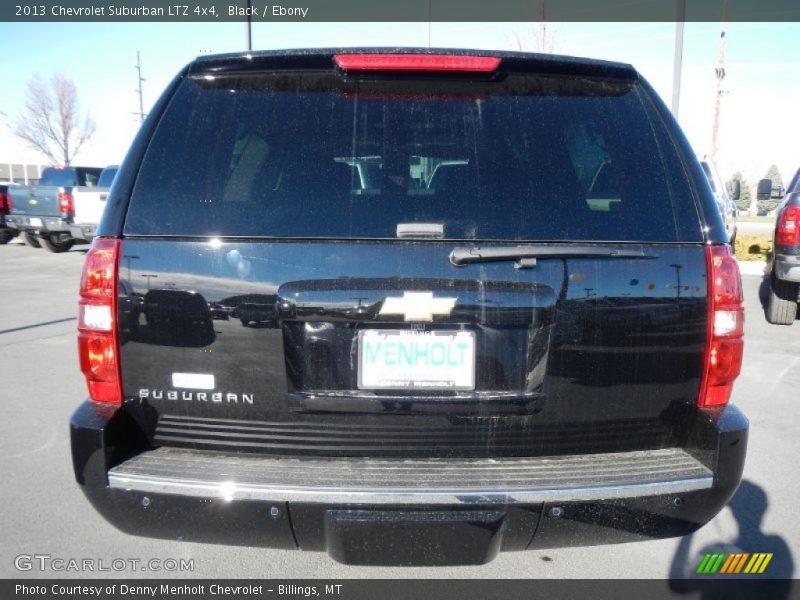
<box><xmin>696</xmin><ymin>552</ymin><xmax>773</xmax><ymax>574</ymax></box>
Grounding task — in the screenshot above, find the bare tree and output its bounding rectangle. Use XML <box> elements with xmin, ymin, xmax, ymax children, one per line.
<box><xmin>533</xmin><ymin>22</ymin><xmax>560</xmax><ymax>54</ymax></box>
<box><xmin>508</xmin><ymin>0</ymin><xmax>561</xmax><ymax>55</ymax></box>
<box><xmin>13</xmin><ymin>73</ymin><xmax>95</xmax><ymax>165</ymax></box>
<box><xmin>509</xmin><ymin>23</ymin><xmax>562</xmax><ymax>54</ymax></box>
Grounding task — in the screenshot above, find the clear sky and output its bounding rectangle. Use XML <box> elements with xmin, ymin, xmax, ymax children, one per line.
<box><xmin>0</xmin><ymin>21</ymin><xmax>798</xmax><ymax>184</ymax></box>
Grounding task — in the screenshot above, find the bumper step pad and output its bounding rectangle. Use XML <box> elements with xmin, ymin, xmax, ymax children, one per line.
<box><xmin>108</xmin><ymin>446</ymin><xmax>712</xmax><ymax>505</ymax></box>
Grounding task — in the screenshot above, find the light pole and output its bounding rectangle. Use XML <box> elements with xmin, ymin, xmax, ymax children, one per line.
<box><xmin>132</xmin><ymin>51</ymin><xmax>146</xmax><ymax>123</ymax></box>
<box><xmin>710</xmin><ymin>0</ymin><xmax>730</xmax><ymax>157</ymax></box>
<box><xmin>425</xmin><ymin>0</ymin><xmax>431</xmax><ymax>48</ymax></box>
<box><xmin>670</xmin><ymin>263</ymin><xmax>684</xmax><ymax>298</ymax></box>
<box><xmin>671</xmin><ymin>0</ymin><xmax>686</xmax><ymax>117</ymax></box>
<box><xmin>140</xmin><ymin>273</ymin><xmax>158</xmax><ymax>290</ymax></box>
<box><xmin>245</xmin><ymin>0</ymin><xmax>252</xmax><ymax>51</ymax></box>
<box><xmin>123</xmin><ymin>254</ymin><xmax>139</xmax><ymax>283</ymax></box>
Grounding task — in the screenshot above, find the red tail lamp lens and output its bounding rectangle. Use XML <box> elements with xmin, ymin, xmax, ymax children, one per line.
<box><xmin>78</xmin><ymin>238</ymin><xmax>121</xmax><ymax>404</ymax></box>
<box><xmin>698</xmin><ymin>245</ymin><xmax>744</xmax><ymax>408</ymax></box>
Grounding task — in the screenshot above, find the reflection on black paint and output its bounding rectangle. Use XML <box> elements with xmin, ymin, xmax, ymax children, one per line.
<box><xmin>118</xmin><ymin>280</ymin><xmax>143</xmax><ymax>341</ymax></box>
<box><xmin>232</xmin><ymin>295</ymin><xmax>278</xmax><ymax>328</ymax></box>
<box><xmin>127</xmin><ymin>289</ymin><xmax>216</xmax><ymax>348</ymax></box>
<box><xmin>117</xmin><ymin>240</ymin><xmax>711</xmax><ymax>458</ymax></box>
<box><xmin>209</xmin><ymin>303</ymin><xmax>230</xmax><ymax>320</ymax></box>
<box><xmin>276</xmin><ymin>276</ymin><xmax>555</xmax><ymax>324</ymax></box>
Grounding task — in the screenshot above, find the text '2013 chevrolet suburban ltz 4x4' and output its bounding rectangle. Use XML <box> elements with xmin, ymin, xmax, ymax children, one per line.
<box><xmin>70</xmin><ymin>49</ymin><xmax>747</xmax><ymax>566</ymax></box>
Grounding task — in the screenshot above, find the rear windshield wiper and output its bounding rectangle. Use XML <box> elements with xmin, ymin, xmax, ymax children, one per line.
<box><xmin>449</xmin><ymin>244</ymin><xmax>656</xmax><ymax>268</ymax></box>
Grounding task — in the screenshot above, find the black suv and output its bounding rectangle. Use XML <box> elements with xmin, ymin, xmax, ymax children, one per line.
<box><xmin>70</xmin><ymin>49</ymin><xmax>746</xmax><ymax>566</ymax></box>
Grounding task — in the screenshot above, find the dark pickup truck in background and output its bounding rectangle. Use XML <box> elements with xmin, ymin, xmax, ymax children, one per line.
<box><xmin>760</xmin><ymin>168</ymin><xmax>800</xmax><ymax>324</ymax></box>
<box><xmin>70</xmin><ymin>49</ymin><xmax>747</xmax><ymax>566</ymax></box>
<box><xmin>7</xmin><ymin>165</ymin><xmax>102</xmax><ymax>252</ymax></box>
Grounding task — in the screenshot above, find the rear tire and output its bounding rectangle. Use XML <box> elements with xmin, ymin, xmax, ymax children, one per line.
<box><xmin>41</xmin><ymin>233</ymin><xmax>74</xmax><ymax>253</ymax></box>
<box><xmin>0</xmin><ymin>229</ymin><xmax>16</xmax><ymax>244</ymax></box>
<box><xmin>24</xmin><ymin>231</ymin><xmax>41</xmax><ymax>248</ymax></box>
<box><xmin>766</xmin><ymin>274</ymin><xmax>798</xmax><ymax>325</ymax></box>
<box><xmin>240</xmin><ymin>319</ymin><xmax>249</xmax><ymax>327</ymax></box>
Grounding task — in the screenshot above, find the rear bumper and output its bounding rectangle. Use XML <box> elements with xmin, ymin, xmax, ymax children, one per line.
<box><xmin>106</xmin><ymin>446</ymin><xmax>714</xmax><ymax>505</ymax></box>
<box><xmin>70</xmin><ymin>400</ymin><xmax>747</xmax><ymax>566</ymax></box>
<box><xmin>774</xmin><ymin>253</ymin><xmax>800</xmax><ymax>283</ymax></box>
<box><xmin>68</xmin><ymin>222</ymin><xmax>97</xmax><ymax>241</ymax></box>
<box><xmin>6</xmin><ymin>214</ymin><xmax>70</xmax><ymax>233</ymax></box>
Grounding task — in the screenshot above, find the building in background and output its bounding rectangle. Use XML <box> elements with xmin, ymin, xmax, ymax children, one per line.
<box><xmin>0</xmin><ymin>163</ymin><xmax>47</xmax><ymax>184</ymax></box>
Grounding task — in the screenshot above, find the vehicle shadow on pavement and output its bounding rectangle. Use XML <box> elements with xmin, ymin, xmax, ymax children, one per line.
<box><xmin>0</xmin><ymin>316</ymin><xmax>77</xmax><ymax>336</ymax></box>
<box><xmin>668</xmin><ymin>480</ymin><xmax>793</xmax><ymax>597</ymax></box>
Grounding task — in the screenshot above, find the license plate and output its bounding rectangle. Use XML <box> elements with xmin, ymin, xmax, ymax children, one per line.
<box><xmin>358</xmin><ymin>330</ymin><xmax>476</xmax><ymax>391</ymax></box>
<box><xmin>28</xmin><ymin>218</ymin><xmax>42</xmax><ymax>227</ymax></box>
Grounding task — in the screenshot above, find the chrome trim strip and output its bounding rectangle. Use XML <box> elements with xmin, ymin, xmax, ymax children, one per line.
<box><xmin>108</xmin><ymin>472</ymin><xmax>714</xmax><ymax>505</ymax></box>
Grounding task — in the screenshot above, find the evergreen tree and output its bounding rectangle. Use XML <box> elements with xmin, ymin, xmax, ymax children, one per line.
<box><xmin>758</xmin><ymin>165</ymin><xmax>784</xmax><ymax>213</ymax></box>
<box><xmin>727</xmin><ymin>171</ymin><xmax>752</xmax><ymax>212</ymax></box>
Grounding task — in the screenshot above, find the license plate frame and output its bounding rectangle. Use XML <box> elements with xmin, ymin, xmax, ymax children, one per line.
<box><xmin>357</xmin><ymin>329</ymin><xmax>476</xmax><ymax>391</ymax></box>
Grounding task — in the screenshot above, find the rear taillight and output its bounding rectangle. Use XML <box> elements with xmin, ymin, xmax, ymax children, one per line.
<box><xmin>776</xmin><ymin>205</ymin><xmax>799</xmax><ymax>246</ymax></box>
<box><xmin>58</xmin><ymin>191</ymin><xmax>74</xmax><ymax>216</ymax></box>
<box><xmin>698</xmin><ymin>245</ymin><xmax>744</xmax><ymax>409</ymax></box>
<box><xmin>334</xmin><ymin>53</ymin><xmax>501</xmax><ymax>73</ymax></box>
<box><xmin>78</xmin><ymin>237</ymin><xmax>122</xmax><ymax>404</ymax></box>
<box><xmin>0</xmin><ymin>191</ymin><xmax>7</xmax><ymax>211</ymax></box>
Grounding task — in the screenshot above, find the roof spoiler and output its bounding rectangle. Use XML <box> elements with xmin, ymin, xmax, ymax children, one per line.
<box><xmin>189</xmin><ymin>48</ymin><xmax>638</xmax><ymax>81</ymax></box>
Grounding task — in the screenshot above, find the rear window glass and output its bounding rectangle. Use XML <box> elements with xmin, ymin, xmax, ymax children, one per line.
<box><xmin>124</xmin><ymin>72</ymin><xmax>700</xmax><ymax>242</ymax></box>
<box><xmin>40</xmin><ymin>168</ymin><xmax>101</xmax><ymax>187</ymax></box>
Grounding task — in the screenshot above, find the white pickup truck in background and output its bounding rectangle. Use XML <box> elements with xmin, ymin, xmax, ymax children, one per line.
<box><xmin>699</xmin><ymin>155</ymin><xmax>738</xmax><ymax>246</ymax></box>
<box><xmin>68</xmin><ymin>165</ymin><xmax>119</xmax><ymax>243</ymax></box>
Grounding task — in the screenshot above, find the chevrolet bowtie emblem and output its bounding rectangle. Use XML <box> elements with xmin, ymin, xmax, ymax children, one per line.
<box><xmin>28</xmin><ymin>198</ymin><xmax>37</xmax><ymax>205</ymax></box>
<box><xmin>379</xmin><ymin>292</ymin><xmax>457</xmax><ymax>322</ymax></box>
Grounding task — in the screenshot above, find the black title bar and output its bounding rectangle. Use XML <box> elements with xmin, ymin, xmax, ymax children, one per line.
<box><xmin>4</xmin><ymin>0</ymin><xmax>800</xmax><ymax>22</ymax></box>
<box><xmin>4</xmin><ymin>579</ymin><xmax>799</xmax><ymax>600</ymax></box>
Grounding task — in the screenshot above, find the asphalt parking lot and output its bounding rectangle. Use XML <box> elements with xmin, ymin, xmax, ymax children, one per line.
<box><xmin>0</xmin><ymin>241</ymin><xmax>797</xmax><ymax>580</ymax></box>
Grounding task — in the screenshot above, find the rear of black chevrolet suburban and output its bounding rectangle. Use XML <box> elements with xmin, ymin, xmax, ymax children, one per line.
<box><xmin>70</xmin><ymin>49</ymin><xmax>747</xmax><ymax>566</ymax></box>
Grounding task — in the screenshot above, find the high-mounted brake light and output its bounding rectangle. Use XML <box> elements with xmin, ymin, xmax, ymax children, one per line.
<box><xmin>698</xmin><ymin>245</ymin><xmax>744</xmax><ymax>409</ymax></box>
<box><xmin>58</xmin><ymin>191</ymin><xmax>74</xmax><ymax>216</ymax></box>
<box><xmin>333</xmin><ymin>54</ymin><xmax>501</xmax><ymax>73</ymax></box>
<box><xmin>776</xmin><ymin>205</ymin><xmax>799</xmax><ymax>246</ymax></box>
<box><xmin>78</xmin><ymin>237</ymin><xmax>122</xmax><ymax>404</ymax></box>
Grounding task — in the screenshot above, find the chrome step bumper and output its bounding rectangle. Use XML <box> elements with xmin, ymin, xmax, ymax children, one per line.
<box><xmin>108</xmin><ymin>446</ymin><xmax>713</xmax><ymax>505</ymax></box>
